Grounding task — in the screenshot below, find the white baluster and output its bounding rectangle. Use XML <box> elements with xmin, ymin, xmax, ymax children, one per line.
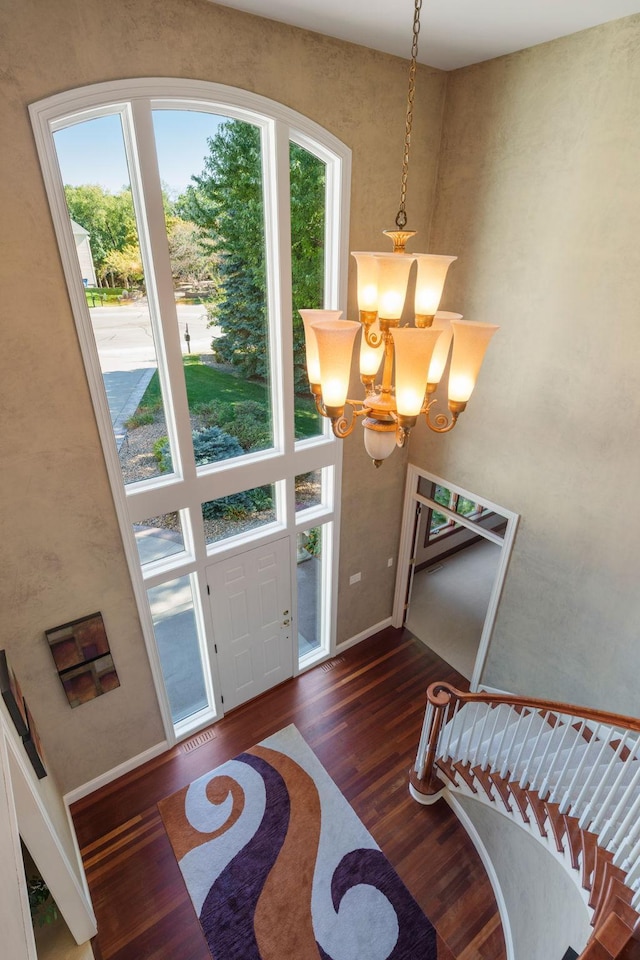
<box><xmin>469</xmin><ymin>703</ymin><xmax>493</xmax><ymax>768</ymax></box>
<box><xmin>530</xmin><ymin>713</ymin><xmax>565</xmax><ymax>792</ymax></box>
<box><xmin>622</xmin><ymin>838</ymin><xmax>640</xmax><ymax>882</ymax></box>
<box><xmin>549</xmin><ymin>718</ymin><xmax>587</xmax><ymax>804</ymax></box>
<box><xmin>598</xmin><ymin>760</ymin><xmax>640</xmax><ymax>848</ymax></box>
<box><xmin>440</xmin><ymin>700</ymin><xmax>461</xmax><ymax>762</ymax></box>
<box><xmin>613</xmin><ymin>811</ymin><xmax>640</xmax><ymax>869</ymax></box>
<box><xmin>559</xmin><ymin>722</ymin><xmax>606</xmax><ymax>815</ymax></box>
<box><xmin>494</xmin><ymin>706</ymin><xmax>518</xmax><ymax>774</ymax></box>
<box><xmin>586</xmin><ymin>733</ymin><xmax>639</xmax><ymax>834</ymax></box>
<box><xmin>505</xmin><ymin>708</ymin><xmax>537</xmax><ymax>780</ymax></box>
<box><xmin>481</xmin><ymin>706</ymin><xmax>504</xmax><ymax>771</ymax></box>
<box><xmin>578</xmin><ymin>732</ymin><xmax>632</xmax><ymax>830</ymax></box>
<box><xmin>414</xmin><ymin>701</ymin><xmax>434</xmax><ymax>779</ymax></box>
<box><xmin>519</xmin><ymin>710</ymin><xmax>552</xmax><ymax>788</ymax></box>
<box><xmin>538</xmin><ymin>713</ymin><xmax>579</xmax><ymax>799</ymax></box>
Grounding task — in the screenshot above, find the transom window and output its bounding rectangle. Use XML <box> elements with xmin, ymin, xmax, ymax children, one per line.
<box><xmin>31</xmin><ymin>80</ymin><xmax>350</xmax><ymax>740</ymax></box>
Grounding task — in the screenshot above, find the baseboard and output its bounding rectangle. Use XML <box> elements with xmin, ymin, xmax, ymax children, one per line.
<box><xmin>445</xmin><ymin>792</ymin><xmax>516</xmax><ymax>960</ymax></box>
<box><xmin>336</xmin><ymin>617</ymin><xmax>393</xmax><ymax>654</ymax></box>
<box><xmin>64</xmin><ymin>740</ymin><xmax>169</xmax><ymax>806</ymax></box>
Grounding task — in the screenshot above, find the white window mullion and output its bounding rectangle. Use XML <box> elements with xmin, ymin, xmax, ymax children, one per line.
<box><xmin>262</xmin><ymin>119</ymin><xmax>294</xmax><ymax>464</ymax></box>
<box><xmin>125</xmin><ymin>100</ymin><xmax>195</xmax><ymax>489</ymax></box>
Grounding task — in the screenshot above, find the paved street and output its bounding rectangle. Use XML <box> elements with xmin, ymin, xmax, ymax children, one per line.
<box><xmin>91</xmin><ymin>301</ymin><xmax>218</xmax><ymax>372</ymax></box>
<box><xmin>91</xmin><ymin>301</ymin><xmax>220</xmax><ymax>443</ymax></box>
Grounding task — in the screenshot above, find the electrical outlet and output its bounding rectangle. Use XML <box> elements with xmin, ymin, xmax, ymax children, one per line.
<box><xmin>387</xmin><ymin>557</ymin><xmax>394</xmax><ymax>567</ymax></box>
<box><xmin>349</xmin><ymin>572</ymin><xmax>361</xmax><ymax>584</ymax></box>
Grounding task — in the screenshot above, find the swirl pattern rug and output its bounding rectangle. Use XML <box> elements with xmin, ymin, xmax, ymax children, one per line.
<box><xmin>158</xmin><ymin>724</ymin><xmax>437</xmax><ymax>960</ymax></box>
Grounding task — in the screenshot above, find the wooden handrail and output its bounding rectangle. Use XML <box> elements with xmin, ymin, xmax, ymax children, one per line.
<box><xmin>426</xmin><ymin>682</ymin><xmax>640</xmax><ymax>733</ymax></box>
<box><xmin>413</xmin><ymin>682</ymin><xmax>640</xmax><ymax>799</ymax></box>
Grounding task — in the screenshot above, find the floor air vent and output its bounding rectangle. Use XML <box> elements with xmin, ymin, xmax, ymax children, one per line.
<box><xmin>182</xmin><ymin>728</ymin><xmax>217</xmax><ymax>753</ymax></box>
<box><xmin>321</xmin><ymin>655</ymin><xmax>346</xmax><ymax>672</ymax></box>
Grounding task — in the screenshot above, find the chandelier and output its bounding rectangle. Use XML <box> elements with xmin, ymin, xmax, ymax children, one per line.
<box><xmin>300</xmin><ymin>0</ymin><xmax>498</xmax><ymax>466</ymax></box>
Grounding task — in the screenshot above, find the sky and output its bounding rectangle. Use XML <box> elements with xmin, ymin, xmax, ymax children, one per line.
<box><xmin>53</xmin><ymin>109</ymin><xmax>226</xmax><ymax>197</ymax></box>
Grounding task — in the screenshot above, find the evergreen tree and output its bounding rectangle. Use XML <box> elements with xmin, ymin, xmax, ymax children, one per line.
<box><xmin>177</xmin><ymin>120</ymin><xmax>325</xmax><ymax>390</ymax></box>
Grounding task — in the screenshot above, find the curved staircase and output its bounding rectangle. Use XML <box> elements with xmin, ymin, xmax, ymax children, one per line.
<box><xmin>410</xmin><ymin>683</ymin><xmax>640</xmax><ymax>959</ymax></box>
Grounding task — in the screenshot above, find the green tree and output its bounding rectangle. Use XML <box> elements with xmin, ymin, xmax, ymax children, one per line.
<box><xmin>166</xmin><ymin>219</ymin><xmax>218</xmax><ymax>290</ymax></box>
<box><xmin>178</xmin><ymin>121</ymin><xmax>325</xmax><ymax>390</ymax></box>
<box><xmin>64</xmin><ymin>184</ymin><xmax>138</xmax><ymax>284</ymax></box>
<box><xmin>102</xmin><ymin>243</ymin><xmax>143</xmax><ymax>289</ymax></box>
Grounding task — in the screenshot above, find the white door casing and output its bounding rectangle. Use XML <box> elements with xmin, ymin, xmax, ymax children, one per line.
<box><xmin>393</xmin><ymin>465</ymin><xmax>519</xmax><ymax>691</ymax></box>
<box><xmin>207</xmin><ymin>538</ymin><xmax>293</xmax><ymax>711</ymax></box>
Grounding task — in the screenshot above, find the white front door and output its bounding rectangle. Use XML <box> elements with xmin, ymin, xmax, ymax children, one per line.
<box><xmin>207</xmin><ymin>538</ymin><xmax>293</xmax><ymax>711</ymax></box>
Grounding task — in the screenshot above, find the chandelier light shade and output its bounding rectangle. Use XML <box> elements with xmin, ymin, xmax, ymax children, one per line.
<box><xmin>299</xmin><ymin>309</ymin><xmax>343</xmax><ymax>386</ymax></box>
<box><xmin>415</xmin><ymin>255</ymin><xmax>457</xmax><ymax>323</ymax></box>
<box><xmin>447</xmin><ymin>320</ymin><xmax>499</xmax><ymax>405</ymax></box>
<box><xmin>312</xmin><ymin>320</ymin><xmax>361</xmax><ymax>411</ymax></box>
<box><xmin>376</xmin><ymin>255</ymin><xmax>415</xmax><ymax>320</ymax></box>
<box><xmin>299</xmin><ymin>0</ymin><xmax>499</xmax><ymax>466</ymax></box>
<box><xmin>359</xmin><ymin>320</ymin><xmax>384</xmax><ymax>378</ymax></box>
<box><xmin>352</xmin><ymin>253</ymin><xmax>379</xmax><ymax>313</ymax></box>
<box><xmin>427</xmin><ymin>313</ymin><xmax>458</xmax><ymax>388</ymax></box>
<box><xmin>392</xmin><ymin>327</ymin><xmax>443</xmax><ymax>418</ymax></box>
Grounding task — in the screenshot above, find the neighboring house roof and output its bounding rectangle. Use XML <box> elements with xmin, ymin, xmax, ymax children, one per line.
<box><xmin>70</xmin><ymin>218</ymin><xmax>90</xmax><ymax>237</ymax></box>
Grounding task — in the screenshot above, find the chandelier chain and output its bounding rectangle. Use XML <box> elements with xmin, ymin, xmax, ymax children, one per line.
<box><xmin>396</xmin><ymin>0</ymin><xmax>423</xmax><ymax>230</ymax></box>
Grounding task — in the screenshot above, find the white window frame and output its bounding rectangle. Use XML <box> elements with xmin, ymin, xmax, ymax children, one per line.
<box><xmin>30</xmin><ymin>78</ymin><xmax>351</xmax><ymax>744</ymax></box>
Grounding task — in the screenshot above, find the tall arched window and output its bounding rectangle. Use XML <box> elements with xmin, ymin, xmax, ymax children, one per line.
<box><xmin>31</xmin><ymin>79</ymin><xmax>351</xmax><ymax>740</ymax></box>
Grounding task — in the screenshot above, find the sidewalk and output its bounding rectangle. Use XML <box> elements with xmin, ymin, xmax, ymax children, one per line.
<box><xmin>104</xmin><ymin>367</ymin><xmax>156</xmax><ymax>449</ymax></box>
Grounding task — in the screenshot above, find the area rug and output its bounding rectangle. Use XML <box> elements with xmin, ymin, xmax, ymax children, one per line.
<box><xmin>158</xmin><ymin>724</ymin><xmax>437</xmax><ymax>960</ymax></box>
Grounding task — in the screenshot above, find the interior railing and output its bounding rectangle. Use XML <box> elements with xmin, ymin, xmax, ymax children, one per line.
<box><xmin>411</xmin><ymin>682</ymin><xmax>640</xmax><ymax>959</ymax></box>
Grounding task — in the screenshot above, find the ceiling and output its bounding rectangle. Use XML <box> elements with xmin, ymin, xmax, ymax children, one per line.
<box><xmin>211</xmin><ymin>0</ymin><xmax>640</xmax><ymax>70</ymax></box>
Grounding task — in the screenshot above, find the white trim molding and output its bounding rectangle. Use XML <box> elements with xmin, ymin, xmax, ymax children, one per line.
<box><xmin>337</xmin><ymin>617</ymin><xmax>394</xmax><ymax>654</ymax></box>
<box><xmin>64</xmin><ymin>740</ymin><xmax>169</xmax><ymax>806</ymax></box>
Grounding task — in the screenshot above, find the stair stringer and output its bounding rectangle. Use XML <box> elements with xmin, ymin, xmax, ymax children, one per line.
<box><xmin>445</xmin><ymin>782</ymin><xmax>593</xmax><ymax>960</ymax></box>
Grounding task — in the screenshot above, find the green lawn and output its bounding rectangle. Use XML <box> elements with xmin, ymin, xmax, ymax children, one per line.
<box><xmin>132</xmin><ymin>355</ymin><xmax>320</xmax><ymax>440</ymax></box>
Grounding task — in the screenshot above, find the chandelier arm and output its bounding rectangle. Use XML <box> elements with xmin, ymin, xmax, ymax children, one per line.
<box><xmin>329</xmin><ymin>401</ymin><xmax>370</xmax><ymax>439</ymax></box>
<box><xmin>396</xmin><ymin>0</ymin><xmax>423</xmax><ymax>230</ymax></box>
<box><xmin>364</xmin><ymin>325</ymin><xmax>383</xmax><ymax>348</ymax></box>
<box><xmin>423</xmin><ymin>404</ymin><xmax>460</xmax><ymax>434</ymax></box>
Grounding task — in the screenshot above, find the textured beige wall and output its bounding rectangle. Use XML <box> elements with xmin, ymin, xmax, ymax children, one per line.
<box><xmin>455</xmin><ymin>795</ymin><xmax>592</xmax><ymax>957</ymax></box>
<box><xmin>0</xmin><ymin>0</ymin><xmax>446</xmax><ymax>791</ymax></box>
<box><xmin>409</xmin><ymin>16</ymin><xmax>640</xmax><ymax>714</ymax></box>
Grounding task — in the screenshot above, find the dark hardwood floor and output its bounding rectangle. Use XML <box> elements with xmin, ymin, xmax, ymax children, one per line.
<box><xmin>71</xmin><ymin>627</ymin><xmax>506</xmax><ymax>960</ymax></box>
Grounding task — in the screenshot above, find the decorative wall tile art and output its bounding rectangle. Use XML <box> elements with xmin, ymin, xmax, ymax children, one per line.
<box><xmin>46</xmin><ymin>612</ymin><xmax>120</xmax><ymax>708</ymax></box>
<box><xmin>0</xmin><ymin>649</ymin><xmax>28</xmax><ymax>737</ymax></box>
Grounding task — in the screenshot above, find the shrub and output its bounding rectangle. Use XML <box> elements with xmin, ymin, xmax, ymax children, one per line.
<box><xmin>155</xmin><ymin>426</ymin><xmax>252</xmax><ymax>518</ymax></box>
<box><xmin>192</xmin><ymin>426</ymin><xmax>244</xmax><ymax>466</ymax></box>
<box><xmin>192</xmin><ymin>399</ymin><xmax>271</xmax><ymax>452</ymax></box>
<box><xmin>192</xmin><ymin>400</ymin><xmax>232</xmax><ymax>428</ymax></box>
<box><xmin>153</xmin><ymin>436</ymin><xmax>170</xmax><ymax>471</ymax></box>
<box><xmin>219</xmin><ymin>400</ymin><xmax>270</xmax><ymax>451</ymax></box>
<box><xmin>125</xmin><ymin>403</ymin><xmax>161</xmax><ymax>430</ymax></box>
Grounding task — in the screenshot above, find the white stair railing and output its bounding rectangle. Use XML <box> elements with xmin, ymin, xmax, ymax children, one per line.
<box><xmin>410</xmin><ymin>682</ymin><xmax>640</xmax><ymax>957</ymax></box>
